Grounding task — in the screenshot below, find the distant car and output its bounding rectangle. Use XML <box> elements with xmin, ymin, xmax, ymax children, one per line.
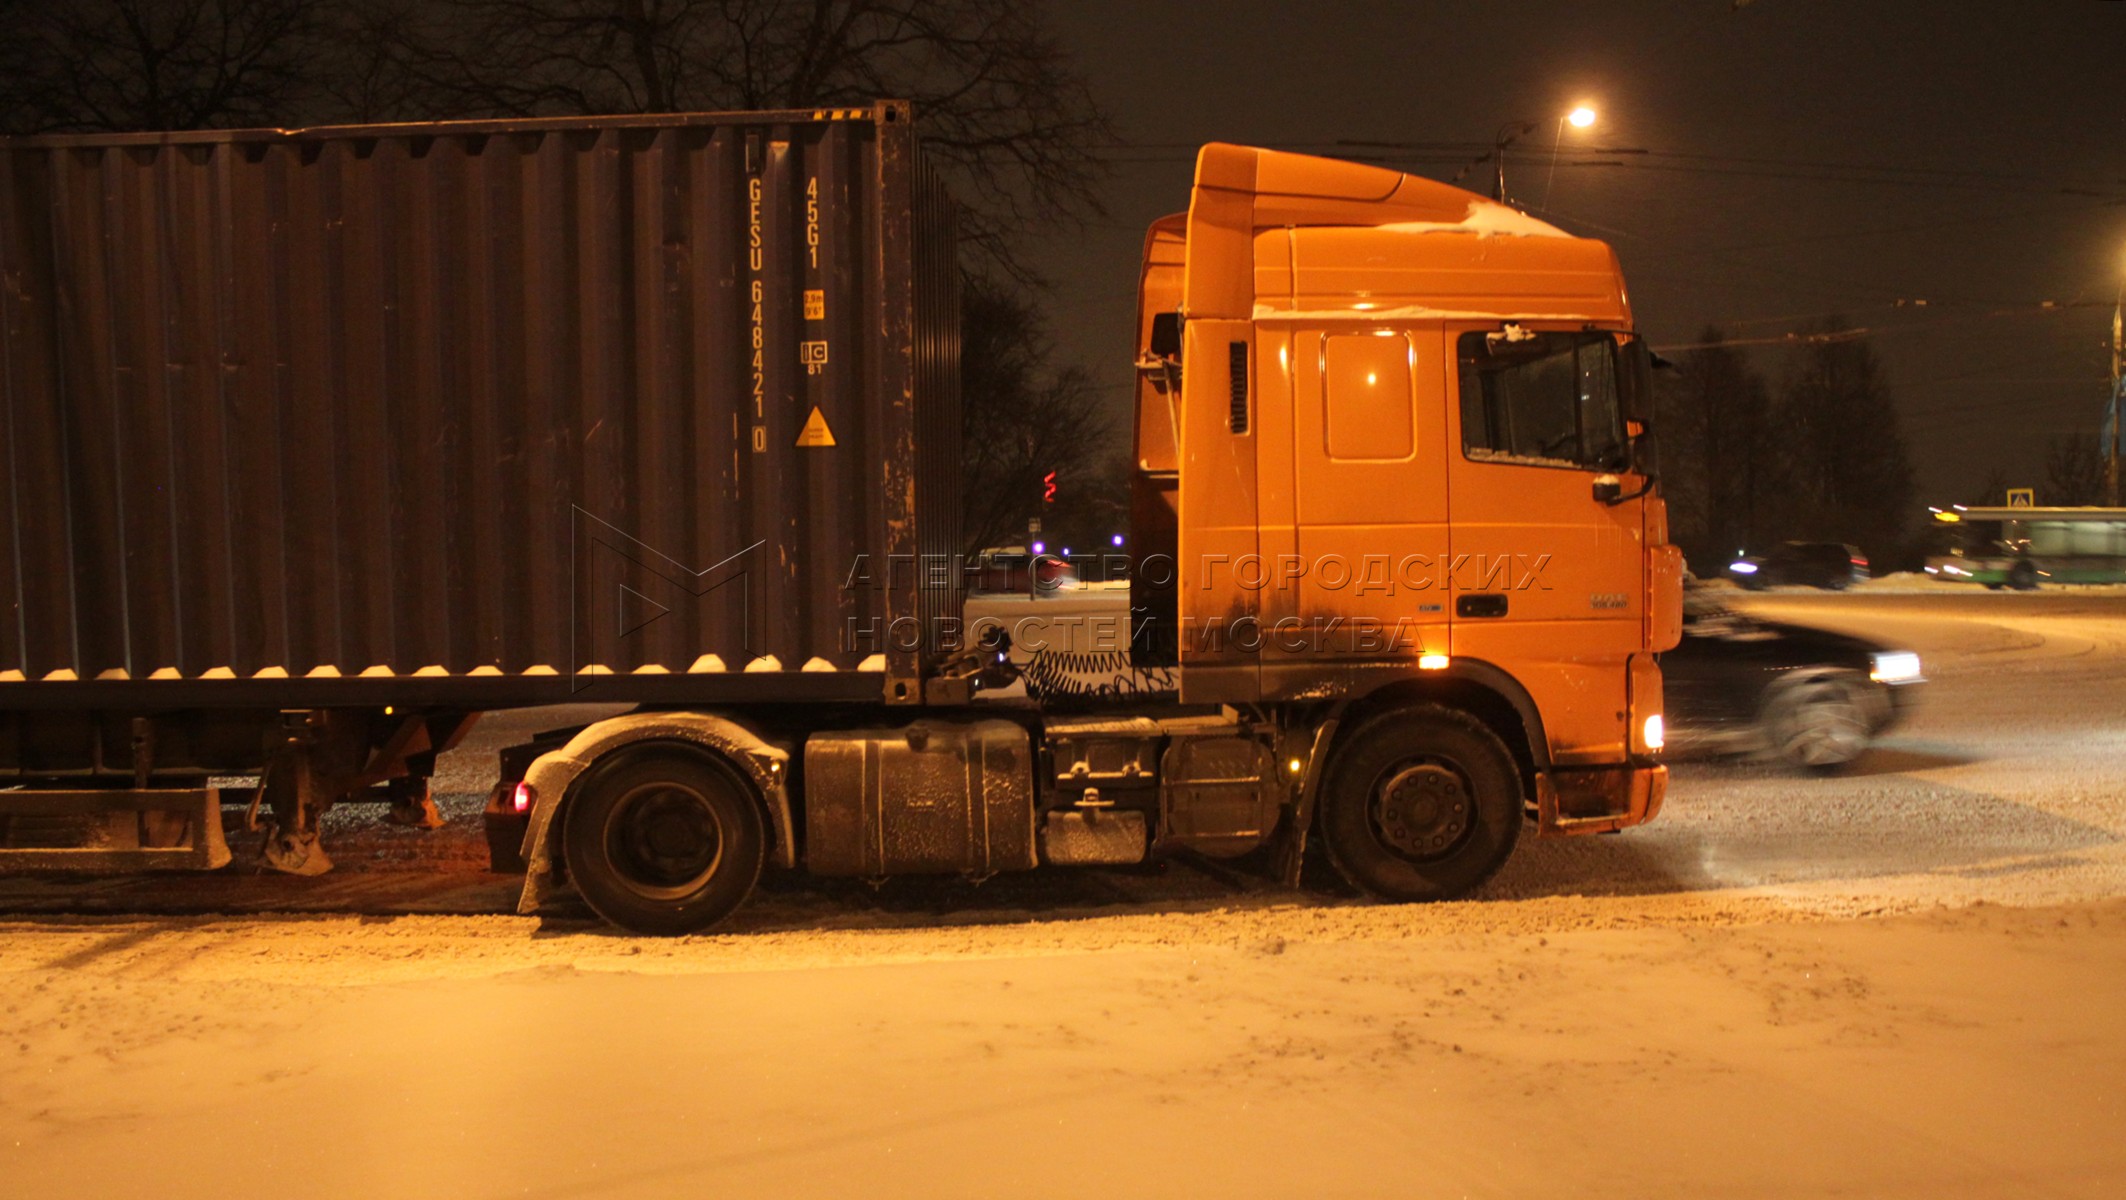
<box><xmin>1726</xmin><ymin>541</ymin><xmax>1869</xmax><ymax>590</ymax></box>
<box><xmin>970</xmin><ymin>546</ymin><xmax>1078</xmax><ymax>593</ymax></box>
<box><xmin>1661</xmin><ymin>587</ymin><xmax>1923</xmax><ymax>768</ymax></box>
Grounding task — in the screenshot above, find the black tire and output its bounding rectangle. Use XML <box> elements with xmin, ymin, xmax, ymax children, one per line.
<box><xmin>2008</xmin><ymin>560</ymin><xmax>2038</xmax><ymax>591</ymax></box>
<box><xmin>1317</xmin><ymin>705</ymin><xmax>1524</xmax><ymax>902</ymax></box>
<box><xmin>1762</xmin><ymin>671</ymin><xmax>1871</xmax><ymax>770</ymax></box>
<box><xmin>561</xmin><ymin>747</ymin><xmax>765</xmax><ymax>935</ymax></box>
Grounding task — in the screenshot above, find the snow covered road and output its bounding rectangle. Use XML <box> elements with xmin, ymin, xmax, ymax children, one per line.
<box><xmin>1493</xmin><ymin>590</ymin><xmax>2126</xmax><ymax>914</ymax></box>
<box><xmin>3</xmin><ymin>591</ymin><xmax>2124</xmax><ymax>1198</ymax></box>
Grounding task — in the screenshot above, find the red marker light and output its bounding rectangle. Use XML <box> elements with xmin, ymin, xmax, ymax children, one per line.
<box><xmin>1042</xmin><ymin>470</ymin><xmax>1057</xmax><ymax>503</ymax></box>
<box><xmin>511</xmin><ymin>781</ymin><xmax>535</xmax><ymax>814</ymax></box>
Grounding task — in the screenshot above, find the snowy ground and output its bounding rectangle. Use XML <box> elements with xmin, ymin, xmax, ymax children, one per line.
<box><xmin>4</xmin><ymin>591</ymin><xmax>2125</xmax><ymax>1196</ymax></box>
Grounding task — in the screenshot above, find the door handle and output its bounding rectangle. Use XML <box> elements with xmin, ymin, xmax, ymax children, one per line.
<box><xmin>1456</xmin><ymin>594</ymin><xmax>1508</xmax><ymax>619</ymax></box>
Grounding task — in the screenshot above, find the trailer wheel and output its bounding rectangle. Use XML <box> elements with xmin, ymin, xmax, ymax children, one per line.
<box><xmin>1317</xmin><ymin>705</ymin><xmax>1523</xmax><ymax>903</ymax></box>
<box><xmin>561</xmin><ymin>748</ymin><xmax>765</xmax><ymax>935</ymax></box>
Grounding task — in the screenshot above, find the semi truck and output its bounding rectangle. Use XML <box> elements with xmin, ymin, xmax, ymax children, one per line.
<box><xmin>0</xmin><ymin>103</ymin><xmax>1683</xmax><ymax>933</ymax></box>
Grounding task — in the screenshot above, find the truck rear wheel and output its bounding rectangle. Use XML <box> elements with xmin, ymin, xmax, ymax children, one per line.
<box><xmin>1317</xmin><ymin>705</ymin><xmax>1523</xmax><ymax>902</ymax></box>
<box><xmin>561</xmin><ymin>748</ymin><xmax>765</xmax><ymax>935</ymax></box>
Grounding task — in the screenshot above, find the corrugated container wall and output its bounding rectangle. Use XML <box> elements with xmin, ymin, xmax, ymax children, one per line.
<box><xmin>0</xmin><ymin>104</ymin><xmax>959</xmax><ymax>707</ymax></box>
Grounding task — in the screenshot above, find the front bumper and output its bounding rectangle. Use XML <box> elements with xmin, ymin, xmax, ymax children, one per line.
<box><xmin>1534</xmin><ymin>764</ymin><xmax>1667</xmax><ymax>836</ymax></box>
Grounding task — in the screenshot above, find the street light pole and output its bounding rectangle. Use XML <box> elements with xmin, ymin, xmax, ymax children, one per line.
<box><xmin>1491</xmin><ymin>120</ymin><xmax>1537</xmax><ymax>203</ymax></box>
<box><xmin>1543</xmin><ymin>106</ymin><xmax>1598</xmax><ymax>211</ymax></box>
<box><xmin>1475</xmin><ymin>107</ymin><xmax>1595</xmax><ymax>205</ymax></box>
<box><xmin>2109</xmin><ymin>279</ymin><xmax>2121</xmax><ymax>505</ymax></box>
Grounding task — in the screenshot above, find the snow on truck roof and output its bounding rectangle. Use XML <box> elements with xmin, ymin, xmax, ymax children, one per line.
<box><xmin>1192</xmin><ymin>143</ymin><xmax>1566</xmax><ymax>234</ymax></box>
<box><xmin>1178</xmin><ymin>143</ymin><xmax>1628</xmax><ymax>324</ymax></box>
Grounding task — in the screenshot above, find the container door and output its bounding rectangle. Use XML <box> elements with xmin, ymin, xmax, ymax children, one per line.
<box><xmin>1262</xmin><ymin>325</ymin><xmax>1451</xmax><ymax>673</ymax></box>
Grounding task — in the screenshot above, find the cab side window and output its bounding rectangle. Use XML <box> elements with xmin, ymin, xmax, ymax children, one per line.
<box><xmin>1457</xmin><ymin>330</ymin><xmax>1626</xmax><ymax>470</ymax></box>
<box><xmin>1323</xmin><ymin>332</ymin><xmax>1415</xmax><ymax>461</ymax></box>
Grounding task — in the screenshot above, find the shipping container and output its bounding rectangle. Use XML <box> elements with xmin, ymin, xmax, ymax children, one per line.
<box><xmin>0</xmin><ymin>103</ymin><xmax>959</xmax><ymax>713</ymax></box>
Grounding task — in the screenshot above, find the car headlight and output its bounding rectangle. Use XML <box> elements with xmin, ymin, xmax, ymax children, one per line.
<box><xmin>1870</xmin><ymin>651</ymin><xmax>1922</xmax><ymax>683</ymax></box>
<box><xmin>1728</xmin><ymin>561</ymin><xmax>1758</xmax><ymax>575</ymax></box>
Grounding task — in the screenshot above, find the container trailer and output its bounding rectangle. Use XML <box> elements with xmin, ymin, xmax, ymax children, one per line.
<box><xmin>0</xmin><ymin>104</ymin><xmax>1682</xmax><ymax>931</ymax></box>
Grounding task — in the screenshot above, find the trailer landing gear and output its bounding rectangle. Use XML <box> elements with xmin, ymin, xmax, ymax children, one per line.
<box><xmin>385</xmin><ymin>777</ymin><xmax>445</xmax><ymax>829</ymax></box>
<box><xmin>254</xmin><ymin>748</ymin><xmax>337</xmax><ymax>877</ymax></box>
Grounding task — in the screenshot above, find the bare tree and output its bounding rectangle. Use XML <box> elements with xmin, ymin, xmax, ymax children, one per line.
<box><xmin>1777</xmin><ymin>317</ymin><xmax>1917</xmax><ymax>562</ymax></box>
<box><xmin>958</xmin><ymin>274</ymin><xmax>1118</xmax><ymax>556</ymax></box>
<box><xmin>0</xmin><ymin>0</ymin><xmax>331</xmax><ymax>133</ymax></box>
<box><xmin>369</xmin><ymin>0</ymin><xmax>1110</xmax><ymax>279</ymax></box>
<box><xmin>2043</xmin><ymin>433</ymin><xmax>2106</xmax><ymax>506</ymax></box>
<box><xmin>1659</xmin><ymin>327</ymin><xmax>1783</xmax><ymax>568</ymax></box>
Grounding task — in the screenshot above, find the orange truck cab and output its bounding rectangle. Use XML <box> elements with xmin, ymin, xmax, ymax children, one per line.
<box><xmin>493</xmin><ymin>141</ymin><xmax>1687</xmax><ymax>930</ymax></box>
<box><xmin>1128</xmin><ymin>144</ymin><xmax>1683</xmax><ymax>890</ymax></box>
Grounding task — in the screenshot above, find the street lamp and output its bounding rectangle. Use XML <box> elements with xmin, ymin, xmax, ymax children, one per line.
<box><xmin>1543</xmin><ymin>105</ymin><xmax>1598</xmax><ymax>207</ymax></box>
<box><xmin>1471</xmin><ymin>105</ymin><xmax>1597</xmax><ymax>205</ymax></box>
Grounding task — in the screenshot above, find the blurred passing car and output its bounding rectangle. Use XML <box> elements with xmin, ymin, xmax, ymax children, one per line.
<box><xmin>1726</xmin><ymin>541</ymin><xmax>1869</xmax><ymax>590</ymax></box>
<box><xmin>1661</xmin><ymin>586</ymin><xmax>1923</xmax><ymax>768</ymax></box>
<box><xmin>970</xmin><ymin>545</ymin><xmax>1078</xmax><ymax>593</ymax></box>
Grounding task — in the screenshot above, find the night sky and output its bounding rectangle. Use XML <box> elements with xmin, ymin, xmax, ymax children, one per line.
<box><xmin>1024</xmin><ymin>0</ymin><xmax>2126</xmax><ymax>506</ymax></box>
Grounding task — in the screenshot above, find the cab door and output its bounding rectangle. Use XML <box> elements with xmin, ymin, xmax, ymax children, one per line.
<box><xmin>1259</xmin><ymin>324</ymin><xmax>1451</xmax><ymax>678</ymax></box>
<box><xmin>1444</xmin><ymin>324</ymin><xmax>1648</xmax><ymax>762</ymax></box>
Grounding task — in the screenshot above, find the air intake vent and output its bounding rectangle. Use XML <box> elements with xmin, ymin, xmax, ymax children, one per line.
<box><xmin>1228</xmin><ymin>341</ymin><xmax>1250</xmax><ymax>434</ymax></box>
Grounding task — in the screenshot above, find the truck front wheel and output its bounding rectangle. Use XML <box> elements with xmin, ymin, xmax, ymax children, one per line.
<box><xmin>562</xmin><ymin>748</ymin><xmax>766</xmax><ymax>935</ymax></box>
<box><xmin>1317</xmin><ymin>705</ymin><xmax>1523</xmax><ymax>902</ymax></box>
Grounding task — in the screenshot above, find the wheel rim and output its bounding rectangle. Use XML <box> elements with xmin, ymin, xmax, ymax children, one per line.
<box><xmin>1367</xmin><ymin>759</ymin><xmax>1476</xmax><ymax>862</ymax></box>
<box><xmin>1779</xmin><ymin>682</ymin><xmax>1868</xmax><ymax>766</ymax></box>
<box><xmin>601</xmin><ymin>782</ymin><xmax>726</xmax><ymax>900</ymax></box>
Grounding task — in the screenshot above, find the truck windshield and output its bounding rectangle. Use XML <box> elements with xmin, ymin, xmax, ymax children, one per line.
<box><xmin>1457</xmin><ymin>330</ymin><xmax>1626</xmax><ymax>470</ymax></box>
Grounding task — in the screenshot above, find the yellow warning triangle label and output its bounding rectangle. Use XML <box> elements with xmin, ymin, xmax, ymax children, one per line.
<box><xmin>795</xmin><ymin>406</ymin><xmax>836</xmax><ymax>447</ymax></box>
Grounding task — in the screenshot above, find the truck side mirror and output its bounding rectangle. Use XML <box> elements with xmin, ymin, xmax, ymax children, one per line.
<box><xmin>1149</xmin><ymin>311</ymin><xmax>1182</xmax><ymax>359</ymax></box>
<box><xmin>1592</xmin><ymin>475</ymin><xmax>1623</xmax><ymax>504</ymax></box>
<box><xmin>1630</xmin><ymin>427</ymin><xmax>1659</xmax><ymax>480</ymax></box>
<box><xmin>1619</xmin><ymin>338</ymin><xmax>1656</xmax><ymax>424</ymax></box>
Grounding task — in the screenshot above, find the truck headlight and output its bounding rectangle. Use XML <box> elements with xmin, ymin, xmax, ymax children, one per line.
<box><xmin>1869</xmin><ymin>651</ymin><xmax>1922</xmax><ymax>683</ymax></box>
<box><xmin>1641</xmin><ymin>714</ymin><xmax>1665</xmax><ymax>752</ymax></box>
<box><xmin>1728</xmin><ymin>560</ymin><xmax>1758</xmax><ymax>575</ymax></box>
